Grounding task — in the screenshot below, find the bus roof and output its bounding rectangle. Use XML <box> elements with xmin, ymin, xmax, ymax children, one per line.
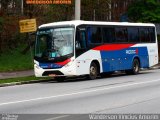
<box><xmin>39</xmin><ymin>20</ymin><xmax>155</xmax><ymax>29</ymax></box>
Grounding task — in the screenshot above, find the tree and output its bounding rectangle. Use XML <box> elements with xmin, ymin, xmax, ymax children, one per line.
<box><xmin>127</xmin><ymin>0</ymin><xmax>160</xmax><ymax>23</ymax></box>
<box><xmin>0</xmin><ymin>0</ymin><xmax>136</xmax><ymax>54</ymax></box>
<box><xmin>0</xmin><ymin>17</ymin><xmax>4</xmax><ymax>53</ymax></box>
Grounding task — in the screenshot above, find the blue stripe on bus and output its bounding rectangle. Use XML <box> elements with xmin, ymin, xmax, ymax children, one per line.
<box><xmin>39</xmin><ymin>63</ymin><xmax>62</xmax><ymax>69</ymax></box>
<box><xmin>100</xmin><ymin>47</ymin><xmax>149</xmax><ymax>72</ymax></box>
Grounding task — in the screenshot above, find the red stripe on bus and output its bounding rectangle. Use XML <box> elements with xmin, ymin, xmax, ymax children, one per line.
<box><xmin>55</xmin><ymin>58</ymin><xmax>71</xmax><ymax>66</ymax></box>
<box><xmin>92</xmin><ymin>44</ymin><xmax>135</xmax><ymax>51</ymax></box>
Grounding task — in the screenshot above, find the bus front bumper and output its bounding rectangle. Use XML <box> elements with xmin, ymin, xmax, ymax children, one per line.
<box><xmin>34</xmin><ymin>63</ymin><xmax>77</xmax><ymax>77</ymax></box>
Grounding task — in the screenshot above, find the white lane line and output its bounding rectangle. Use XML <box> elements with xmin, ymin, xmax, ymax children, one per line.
<box><xmin>45</xmin><ymin>115</ymin><xmax>70</xmax><ymax>120</ymax></box>
<box><xmin>0</xmin><ymin>79</ymin><xmax>160</xmax><ymax>106</ymax></box>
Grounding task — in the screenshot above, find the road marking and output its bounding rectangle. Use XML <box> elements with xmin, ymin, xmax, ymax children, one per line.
<box><xmin>45</xmin><ymin>115</ymin><xmax>70</xmax><ymax>120</ymax></box>
<box><xmin>0</xmin><ymin>79</ymin><xmax>160</xmax><ymax>106</ymax></box>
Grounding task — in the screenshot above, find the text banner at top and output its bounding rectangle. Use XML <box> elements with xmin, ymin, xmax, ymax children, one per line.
<box><xmin>26</xmin><ymin>0</ymin><xmax>72</xmax><ymax>4</ymax></box>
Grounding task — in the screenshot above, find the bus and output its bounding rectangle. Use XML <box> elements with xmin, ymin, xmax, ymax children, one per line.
<box><xmin>34</xmin><ymin>20</ymin><xmax>158</xmax><ymax>81</ymax></box>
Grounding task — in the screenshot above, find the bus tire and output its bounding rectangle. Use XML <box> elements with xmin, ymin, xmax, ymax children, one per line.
<box><xmin>88</xmin><ymin>62</ymin><xmax>98</xmax><ymax>80</ymax></box>
<box><xmin>126</xmin><ymin>58</ymin><xmax>140</xmax><ymax>75</ymax></box>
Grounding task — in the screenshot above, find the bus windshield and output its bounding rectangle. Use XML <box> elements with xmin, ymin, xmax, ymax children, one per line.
<box><xmin>35</xmin><ymin>27</ymin><xmax>74</xmax><ymax>61</ymax></box>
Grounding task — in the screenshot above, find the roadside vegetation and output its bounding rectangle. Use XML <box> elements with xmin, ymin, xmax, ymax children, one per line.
<box><xmin>0</xmin><ymin>0</ymin><xmax>160</xmax><ymax>72</ymax></box>
<box><xmin>0</xmin><ymin>76</ymin><xmax>50</xmax><ymax>84</ymax></box>
<box><xmin>0</xmin><ymin>46</ymin><xmax>33</xmax><ymax>72</ymax></box>
<box><xmin>127</xmin><ymin>0</ymin><xmax>160</xmax><ymax>23</ymax></box>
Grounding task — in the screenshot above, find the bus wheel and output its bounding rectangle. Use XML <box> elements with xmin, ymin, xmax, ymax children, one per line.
<box><xmin>88</xmin><ymin>62</ymin><xmax>98</xmax><ymax>80</ymax></box>
<box><xmin>126</xmin><ymin>59</ymin><xmax>140</xmax><ymax>75</ymax></box>
<box><xmin>55</xmin><ymin>77</ymin><xmax>65</xmax><ymax>82</ymax></box>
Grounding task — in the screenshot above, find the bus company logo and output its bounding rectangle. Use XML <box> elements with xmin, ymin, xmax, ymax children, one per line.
<box><xmin>126</xmin><ymin>49</ymin><xmax>138</xmax><ymax>55</ymax></box>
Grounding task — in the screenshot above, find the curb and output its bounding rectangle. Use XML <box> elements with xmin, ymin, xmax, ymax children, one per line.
<box><xmin>0</xmin><ymin>70</ymin><xmax>34</xmax><ymax>80</ymax></box>
<box><xmin>0</xmin><ymin>79</ymin><xmax>54</xmax><ymax>87</ymax></box>
<box><xmin>150</xmin><ymin>66</ymin><xmax>160</xmax><ymax>70</ymax></box>
<box><xmin>0</xmin><ymin>66</ymin><xmax>159</xmax><ymax>87</ymax></box>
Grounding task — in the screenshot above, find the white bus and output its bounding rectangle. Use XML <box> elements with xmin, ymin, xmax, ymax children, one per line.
<box><xmin>34</xmin><ymin>20</ymin><xmax>158</xmax><ymax>81</ymax></box>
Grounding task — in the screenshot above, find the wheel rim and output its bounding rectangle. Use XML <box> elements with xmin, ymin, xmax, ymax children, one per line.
<box><xmin>134</xmin><ymin>61</ymin><xmax>139</xmax><ymax>73</ymax></box>
<box><xmin>90</xmin><ymin>66</ymin><xmax>96</xmax><ymax>75</ymax></box>
<box><xmin>90</xmin><ymin>64</ymin><xmax>97</xmax><ymax>79</ymax></box>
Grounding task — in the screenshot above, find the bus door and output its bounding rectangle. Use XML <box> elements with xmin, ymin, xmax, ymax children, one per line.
<box><xmin>75</xmin><ymin>26</ymin><xmax>87</xmax><ymax>57</ymax></box>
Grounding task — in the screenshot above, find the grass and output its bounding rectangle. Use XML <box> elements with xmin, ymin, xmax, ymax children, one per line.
<box><xmin>0</xmin><ymin>46</ymin><xmax>34</xmax><ymax>72</ymax></box>
<box><xmin>0</xmin><ymin>76</ymin><xmax>50</xmax><ymax>84</ymax></box>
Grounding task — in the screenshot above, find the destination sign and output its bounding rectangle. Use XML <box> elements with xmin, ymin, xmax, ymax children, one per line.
<box><xmin>19</xmin><ymin>19</ymin><xmax>37</xmax><ymax>33</ymax></box>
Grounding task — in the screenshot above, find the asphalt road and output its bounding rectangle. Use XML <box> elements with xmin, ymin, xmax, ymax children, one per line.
<box><xmin>0</xmin><ymin>69</ymin><xmax>160</xmax><ymax>120</ymax></box>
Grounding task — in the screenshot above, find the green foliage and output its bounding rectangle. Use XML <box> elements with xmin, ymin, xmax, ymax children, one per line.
<box><xmin>0</xmin><ymin>17</ymin><xmax>4</xmax><ymax>24</ymax></box>
<box><xmin>0</xmin><ymin>76</ymin><xmax>50</xmax><ymax>84</ymax></box>
<box><xmin>81</xmin><ymin>0</ymin><xmax>111</xmax><ymax>21</ymax></box>
<box><xmin>0</xmin><ymin>17</ymin><xmax>4</xmax><ymax>32</ymax></box>
<box><xmin>127</xmin><ymin>0</ymin><xmax>160</xmax><ymax>23</ymax></box>
<box><xmin>0</xmin><ymin>46</ymin><xmax>33</xmax><ymax>72</ymax></box>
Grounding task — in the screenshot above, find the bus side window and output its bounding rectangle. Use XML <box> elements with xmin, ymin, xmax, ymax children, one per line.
<box><xmin>76</xmin><ymin>30</ymin><xmax>87</xmax><ymax>49</ymax></box>
<box><xmin>88</xmin><ymin>27</ymin><xmax>102</xmax><ymax>44</ymax></box>
<box><xmin>139</xmin><ymin>28</ymin><xmax>150</xmax><ymax>43</ymax></box>
<box><xmin>80</xmin><ymin>31</ymin><xmax>87</xmax><ymax>48</ymax></box>
<box><xmin>128</xmin><ymin>27</ymin><xmax>139</xmax><ymax>43</ymax></box>
<box><xmin>115</xmin><ymin>27</ymin><xmax>128</xmax><ymax>43</ymax></box>
<box><xmin>149</xmin><ymin>28</ymin><xmax>156</xmax><ymax>43</ymax></box>
<box><xmin>103</xmin><ymin>27</ymin><xmax>115</xmax><ymax>43</ymax></box>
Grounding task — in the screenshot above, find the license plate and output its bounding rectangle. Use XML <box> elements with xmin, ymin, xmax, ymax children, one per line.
<box><xmin>49</xmin><ymin>74</ymin><xmax>56</xmax><ymax>77</ymax></box>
